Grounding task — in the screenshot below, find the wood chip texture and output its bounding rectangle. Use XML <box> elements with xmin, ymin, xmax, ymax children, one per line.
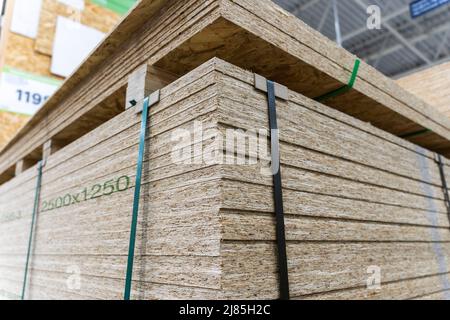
<box><xmin>1</xmin><ymin>58</ymin><xmax>450</xmax><ymax>300</ymax></box>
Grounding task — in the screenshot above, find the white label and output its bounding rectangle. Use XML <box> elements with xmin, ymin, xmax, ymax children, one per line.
<box><xmin>51</xmin><ymin>16</ymin><xmax>105</xmax><ymax>77</ymax></box>
<box><xmin>58</xmin><ymin>0</ymin><xmax>85</xmax><ymax>10</ymax></box>
<box><xmin>10</xmin><ymin>0</ymin><xmax>42</xmax><ymax>39</ymax></box>
<box><xmin>0</xmin><ymin>68</ymin><xmax>60</xmax><ymax>115</ymax></box>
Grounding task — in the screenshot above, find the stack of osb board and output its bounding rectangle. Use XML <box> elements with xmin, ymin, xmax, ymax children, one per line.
<box><xmin>2</xmin><ymin>0</ymin><xmax>450</xmax><ymax>179</ymax></box>
<box><xmin>1</xmin><ymin>58</ymin><xmax>450</xmax><ymax>300</ymax></box>
<box><xmin>397</xmin><ymin>61</ymin><xmax>450</xmax><ymax>119</ymax></box>
<box><xmin>1</xmin><ymin>0</ymin><xmax>450</xmax><ymax>300</ymax></box>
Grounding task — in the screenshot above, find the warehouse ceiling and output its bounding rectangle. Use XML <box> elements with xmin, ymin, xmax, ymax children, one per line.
<box><xmin>274</xmin><ymin>0</ymin><xmax>450</xmax><ymax>78</ymax></box>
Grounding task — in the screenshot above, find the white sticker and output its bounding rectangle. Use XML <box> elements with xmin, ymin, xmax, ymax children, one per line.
<box><xmin>0</xmin><ymin>68</ymin><xmax>61</xmax><ymax>115</ymax></box>
<box><xmin>58</xmin><ymin>0</ymin><xmax>85</xmax><ymax>11</ymax></box>
<box><xmin>10</xmin><ymin>0</ymin><xmax>43</xmax><ymax>39</ymax></box>
<box><xmin>51</xmin><ymin>16</ymin><xmax>105</xmax><ymax>78</ymax></box>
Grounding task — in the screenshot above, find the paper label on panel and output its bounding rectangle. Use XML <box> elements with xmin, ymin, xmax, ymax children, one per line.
<box><xmin>10</xmin><ymin>0</ymin><xmax>42</xmax><ymax>38</ymax></box>
<box><xmin>50</xmin><ymin>16</ymin><xmax>105</xmax><ymax>78</ymax></box>
<box><xmin>0</xmin><ymin>67</ymin><xmax>61</xmax><ymax>115</ymax></box>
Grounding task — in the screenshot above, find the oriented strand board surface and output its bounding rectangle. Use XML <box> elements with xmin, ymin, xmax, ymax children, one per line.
<box><xmin>0</xmin><ymin>59</ymin><xmax>224</xmax><ymax>300</ymax></box>
<box><xmin>0</xmin><ymin>112</ymin><xmax>29</xmax><ymax>150</ymax></box>
<box><xmin>212</xmin><ymin>59</ymin><xmax>450</xmax><ymax>299</ymax></box>
<box><xmin>4</xmin><ymin>0</ymin><xmax>450</xmax><ymax>183</ymax></box>
<box><xmin>0</xmin><ymin>0</ymin><xmax>218</xmax><ymax>171</ymax></box>
<box><xmin>3</xmin><ymin>33</ymin><xmax>54</xmax><ymax>77</ymax></box>
<box><xmin>2</xmin><ymin>0</ymin><xmax>121</xmax><ymax>77</ymax></box>
<box><xmin>0</xmin><ymin>0</ymin><xmax>59</xmax><ymax>79</ymax></box>
<box><xmin>35</xmin><ymin>0</ymin><xmax>120</xmax><ymax>56</ymax></box>
<box><xmin>1</xmin><ymin>59</ymin><xmax>450</xmax><ymax>300</ymax></box>
<box><xmin>0</xmin><ymin>0</ymin><xmax>122</xmax><ymax>155</ymax></box>
<box><xmin>397</xmin><ymin>61</ymin><xmax>450</xmax><ymax>118</ymax></box>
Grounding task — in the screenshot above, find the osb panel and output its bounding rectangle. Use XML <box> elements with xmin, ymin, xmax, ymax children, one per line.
<box><xmin>35</xmin><ymin>0</ymin><xmax>121</xmax><ymax>56</ymax></box>
<box><xmin>1</xmin><ymin>59</ymin><xmax>450</xmax><ymax>300</ymax></box>
<box><xmin>3</xmin><ymin>33</ymin><xmax>55</xmax><ymax>78</ymax></box>
<box><xmin>0</xmin><ymin>64</ymin><xmax>223</xmax><ymax>299</ymax></box>
<box><xmin>397</xmin><ymin>61</ymin><xmax>450</xmax><ymax>118</ymax></box>
<box><xmin>0</xmin><ymin>0</ymin><xmax>216</xmax><ymax>176</ymax></box>
<box><xmin>0</xmin><ymin>0</ymin><xmax>14</xmax><ymax>72</ymax></box>
<box><xmin>82</xmin><ymin>0</ymin><xmax>121</xmax><ymax>32</ymax></box>
<box><xmin>4</xmin><ymin>0</ymin><xmax>450</xmax><ymax>189</ymax></box>
<box><xmin>0</xmin><ymin>112</ymin><xmax>29</xmax><ymax>151</ymax></box>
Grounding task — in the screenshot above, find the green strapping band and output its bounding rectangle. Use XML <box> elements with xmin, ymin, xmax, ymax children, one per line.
<box><xmin>399</xmin><ymin>128</ymin><xmax>431</xmax><ymax>139</ymax></box>
<box><xmin>315</xmin><ymin>59</ymin><xmax>361</xmax><ymax>102</ymax></box>
<box><xmin>124</xmin><ymin>97</ymin><xmax>150</xmax><ymax>300</ymax></box>
<box><xmin>21</xmin><ymin>161</ymin><xmax>43</xmax><ymax>300</ymax></box>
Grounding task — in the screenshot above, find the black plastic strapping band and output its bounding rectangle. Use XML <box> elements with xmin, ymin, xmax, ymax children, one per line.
<box><xmin>266</xmin><ymin>80</ymin><xmax>290</xmax><ymax>300</ymax></box>
<box><xmin>435</xmin><ymin>154</ymin><xmax>450</xmax><ymax>224</ymax></box>
<box><xmin>399</xmin><ymin>128</ymin><xmax>431</xmax><ymax>139</ymax></box>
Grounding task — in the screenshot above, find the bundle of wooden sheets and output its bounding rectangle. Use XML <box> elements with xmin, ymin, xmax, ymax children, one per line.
<box><xmin>1</xmin><ymin>0</ymin><xmax>450</xmax><ymax>300</ymax></box>
<box><xmin>1</xmin><ymin>58</ymin><xmax>450</xmax><ymax>300</ymax></box>
<box><xmin>3</xmin><ymin>0</ymin><xmax>450</xmax><ymax>178</ymax></box>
